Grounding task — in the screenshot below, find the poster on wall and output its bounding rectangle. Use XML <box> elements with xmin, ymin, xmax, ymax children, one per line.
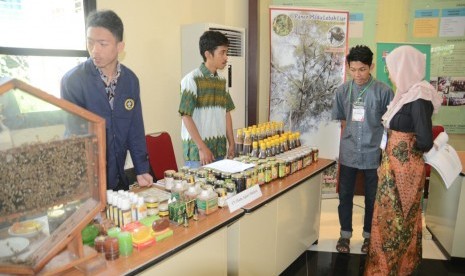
<box><xmin>269</xmin><ymin>7</ymin><xmax>348</xmax><ymax>196</ymax></box>
<box><xmin>376</xmin><ymin>42</ymin><xmax>431</xmax><ymax>88</ymax></box>
<box><xmin>271</xmin><ymin>0</ymin><xmax>378</xmax><ymax>50</ymax></box>
<box><xmin>407</xmin><ymin>0</ymin><xmax>465</xmax><ymax>134</ymax></box>
<box><xmin>269</xmin><ymin>7</ymin><xmax>348</xmax><ymax>158</ymax></box>
<box><xmin>377</xmin><ymin>42</ymin><xmax>465</xmax><ymax>134</ymax></box>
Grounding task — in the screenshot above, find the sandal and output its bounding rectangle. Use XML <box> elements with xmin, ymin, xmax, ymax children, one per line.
<box><xmin>361</xmin><ymin>238</ymin><xmax>370</xmax><ymax>254</ymax></box>
<box><xmin>336</xmin><ymin>237</ymin><xmax>350</xmax><ymax>254</ymax></box>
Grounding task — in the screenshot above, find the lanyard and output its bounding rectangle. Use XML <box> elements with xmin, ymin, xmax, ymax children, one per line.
<box><xmin>348</xmin><ymin>77</ymin><xmax>374</xmax><ymax>104</ymax></box>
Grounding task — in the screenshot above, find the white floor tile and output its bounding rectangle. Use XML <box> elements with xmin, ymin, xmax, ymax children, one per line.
<box><xmin>309</xmin><ymin>196</ymin><xmax>447</xmax><ymax>260</ymax></box>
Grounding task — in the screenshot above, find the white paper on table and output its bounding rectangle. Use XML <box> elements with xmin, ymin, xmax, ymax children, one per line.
<box><xmin>203</xmin><ymin>159</ymin><xmax>255</xmax><ymax>174</ymax></box>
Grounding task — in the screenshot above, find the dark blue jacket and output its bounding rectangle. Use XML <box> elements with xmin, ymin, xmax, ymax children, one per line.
<box><xmin>61</xmin><ymin>58</ymin><xmax>149</xmax><ymax>190</ymax></box>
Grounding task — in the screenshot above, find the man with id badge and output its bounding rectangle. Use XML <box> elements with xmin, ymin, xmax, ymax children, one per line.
<box><xmin>331</xmin><ymin>45</ymin><xmax>393</xmax><ymax>254</ymax></box>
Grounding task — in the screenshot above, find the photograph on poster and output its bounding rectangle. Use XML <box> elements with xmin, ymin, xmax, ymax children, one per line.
<box><xmin>434</xmin><ymin>76</ymin><xmax>465</xmax><ymax>106</ymax></box>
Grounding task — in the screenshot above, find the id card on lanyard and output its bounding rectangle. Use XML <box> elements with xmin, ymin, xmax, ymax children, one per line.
<box><xmin>349</xmin><ymin>78</ymin><xmax>373</xmax><ymax>122</ymax></box>
<box><xmin>352</xmin><ymin>102</ymin><xmax>365</xmax><ymax>122</ymax></box>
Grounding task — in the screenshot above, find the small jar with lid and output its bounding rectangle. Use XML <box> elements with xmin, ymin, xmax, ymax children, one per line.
<box><xmin>172</xmin><ymin>181</ymin><xmax>186</xmax><ymax>201</ymax></box>
<box><xmin>158</xmin><ymin>203</ymin><xmax>169</xmax><ymax>217</ymax></box>
<box><xmin>278</xmin><ymin>159</ymin><xmax>286</xmax><ymax>178</ymax></box>
<box><xmin>173</xmin><ymin>172</ymin><xmax>184</xmax><ymax>189</ymax></box>
<box><xmin>270</xmin><ymin>160</ymin><xmax>278</xmax><ymax>180</ymax></box>
<box><xmin>214</xmin><ymin>179</ymin><xmax>225</xmax><ymax>190</ymax></box>
<box><xmin>249</xmin><ymin>157</ymin><xmax>259</xmax><ymax>165</ymax></box>
<box><xmin>303</xmin><ymin>147</ymin><xmax>311</xmax><ymax>167</ymax></box>
<box><xmin>256</xmin><ymin>164</ymin><xmax>265</xmax><ymax>185</ymax></box>
<box><xmin>180</xmin><ymin>166</ymin><xmax>190</xmax><ymax>174</ymax></box>
<box><xmin>312</xmin><ymin>147</ymin><xmax>319</xmax><ymax>162</ymax></box>
<box><xmin>104</xmin><ymin>237</ymin><xmax>119</xmax><ymax>261</ymax></box>
<box><xmin>214</xmin><ymin>169</ymin><xmax>223</xmax><ymax>180</ymax></box>
<box><xmin>215</xmin><ymin>187</ymin><xmax>226</xmax><ymax>198</ymax></box>
<box><xmin>292</xmin><ymin>155</ymin><xmax>299</xmax><ymax>174</ymax></box>
<box><xmin>206</xmin><ymin>176</ymin><xmax>216</xmax><ymax>186</ymax></box>
<box><xmin>232</xmin><ymin>173</ymin><xmax>245</xmax><ymax>193</ymax></box>
<box><xmin>186</xmin><ymin>168</ymin><xmax>197</xmax><ymax>185</ymax></box>
<box><xmin>226</xmin><ymin>182</ymin><xmax>236</xmax><ymax>198</ymax></box>
<box><xmin>243</xmin><ymin>170</ymin><xmax>253</xmax><ymax>189</ymax></box>
<box><xmin>264</xmin><ymin>163</ymin><xmax>272</xmax><ymax>183</ymax></box>
<box><xmin>185</xmin><ymin>186</ymin><xmax>199</xmax><ymax>201</ymax></box>
<box><xmin>222</xmin><ymin>172</ymin><xmax>232</xmax><ymax>184</ymax></box>
<box><xmin>164</xmin><ymin>170</ymin><xmax>176</xmax><ymax>190</ymax></box>
<box><xmin>203</xmin><ymin>184</ymin><xmax>214</xmax><ymax>195</ymax></box>
<box><xmin>296</xmin><ymin>152</ymin><xmax>303</xmax><ymax>171</ymax></box>
<box><xmin>144</xmin><ymin>196</ymin><xmax>159</xmax><ymax>217</ymax></box>
<box><xmin>285</xmin><ymin>157</ymin><xmax>292</xmax><ymax>175</ymax></box>
<box><xmin>196</xmin><ymin>169</ymin><xmax>207</xmax><ymax>183</ymax></box>
<box><xmin>94</xmin><ymin>235</ymin><xmax>106</xmax><ymax>253</ymax></box>
<box><xmin>204</xmin><ymin>168</ymin><xmax>214</xmax><ymax>179</ymax></box>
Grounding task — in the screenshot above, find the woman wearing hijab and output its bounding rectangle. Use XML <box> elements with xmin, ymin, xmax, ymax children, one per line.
<box><xmin>364</xmin><ymin>45</ymin><xmax>442</xmax><ymax>275</ymax></box>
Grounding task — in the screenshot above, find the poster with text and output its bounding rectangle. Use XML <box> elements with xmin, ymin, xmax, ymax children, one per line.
<box><xmin>407</xmin><ymin>0</ymin><xmax>465</xmax><ymax>134</ymax></box>
<box><xmin>271</xmin><ymin>0</ymin><xmax>378</xmax><ymax>50</ymax></box>
<box><xmin>269</xmin><ymin>7</ymin><xmax>348</xmax><ymax>161</ymax></box>
<box><xmin>376</xmin><ymin>42</ymin><xmax>465</xmax><ymax>134</ymax></box>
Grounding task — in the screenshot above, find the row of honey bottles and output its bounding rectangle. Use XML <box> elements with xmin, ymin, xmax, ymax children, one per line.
<box><xmin>235</xmin><ymin>121</ymin><xmax>301</xmax><ymax>158</ymax></box>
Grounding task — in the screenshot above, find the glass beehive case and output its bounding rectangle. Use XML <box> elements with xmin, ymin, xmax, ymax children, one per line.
<box><xmin>0</xmin><ymin>78</ymin><xmax>106</xmax><ymax>274</ymax></box>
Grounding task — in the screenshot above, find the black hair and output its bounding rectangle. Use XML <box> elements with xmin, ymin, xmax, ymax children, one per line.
<box><xmin>86</xmin><ymin>10</ymin><xmax>124</xmax><ymax>42</ymax></box>
<box><xmin>199</xmin><ymin>31</ymin><xmax>229</xmax><ymax>62</ymax></box>
<box><xmin>346</xmin><ymin>45</ymin><xmax>373</xmax><ymax>66</ymax></box>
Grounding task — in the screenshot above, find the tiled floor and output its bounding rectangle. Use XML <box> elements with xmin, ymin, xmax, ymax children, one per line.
<box><xmin>279</xmin><ymin>196</ymin><xmax>465</xmax><ymax>275</ymax></box>
<box><xmin>308</xmin><ymin>196</ymin><xmax>446</xmax><ymax>259</ymax></box>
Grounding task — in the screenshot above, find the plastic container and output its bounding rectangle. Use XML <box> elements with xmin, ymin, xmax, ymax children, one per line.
<box><xmin>117</xmin><ymin>231</ymin><xmax>133</xmax><ymax>257</ymax></box>
<box><xmin>145</xmin><ymin>196</ymin><xmax>159</xmax><ymax>217</ymax></box>
<box><xmin>232</xmin><ymin>173</ymin><xmax>245</xmax><ymax>193</ymax></box>
<box><xmin>107</xmin><ymin>227</ymin><xmax>121</xmax><ymax>238</ymax></box>
<box><xmin>136</xmin><ymin>196</ymin><xmax>147</xmax><ymax>221</ymax></box>
<box><xmin>94</xmin><ymin>235</ymin><xmax>106</xmax><ymax>253</ymax></box>
<box><xmin>196</xmin><ymin>190</ymin><xmax>218</xmax><ymax>215</ymax></box>
<box><xmin>312</xmin><ymin>147</ymin><xmax>319</xmax><ymax>162</ymax></box>
<box><xmin>185</xmin><ymin>186</ymin><xmax>199</xmax><ymax>201</ymax></box>
<box><xmin>172</xmin><ymin>181</ymin><xmax>186</xmax><ymax>201</ymax></box>
<box><xmin>120</xmin><ymin>198</ymin><xmax>132</xmax><ymax>228</ymax></box>
<box><xmin>158</xmin><ymin>203</ymin><xmax>169</xmax><ymax>217</ymax></box>
<box><xmin>104</xmin><ymin>237</ymin><xmax>119</xmax><ymax>261</ymax></box>
<box><xmin>81</xmin><ymin>224</ymin><xmax>99</xmax><ymax>246</ymax></box>
<box><xmin>164</xmin><ymin>170</ymin><xmax>175</xmax><ymax>190</ymax></box>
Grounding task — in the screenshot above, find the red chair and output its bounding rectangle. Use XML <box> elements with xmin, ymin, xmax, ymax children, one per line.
<box><xmin>145</xmin><ymin>132</ymin><xmax>178</xmax><ymax>181</ymax></box>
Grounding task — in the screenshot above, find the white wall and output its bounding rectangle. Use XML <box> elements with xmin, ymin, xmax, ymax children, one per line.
<box><xmin>97</xmin><ymin>0</ymin><xmax>248</xmax><ymax>167</ymax></box>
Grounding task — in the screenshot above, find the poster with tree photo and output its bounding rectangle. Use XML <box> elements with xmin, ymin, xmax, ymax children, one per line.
<box><xmin>270</xmin><ymin>7</ymin><xmax>349</xmax><ymax>196</ymax></box>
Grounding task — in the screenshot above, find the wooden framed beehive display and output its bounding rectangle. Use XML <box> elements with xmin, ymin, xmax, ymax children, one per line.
<box><xmin>0</xmin><ymin>78</ymin><xmax>106</xmax><ymax>275</ymax></box>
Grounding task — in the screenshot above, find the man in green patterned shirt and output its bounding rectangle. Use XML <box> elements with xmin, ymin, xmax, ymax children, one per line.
<box><xmin>179</xmin><ymin>31</ymin><xmax>235</xmax><ymax>168</ymax></box>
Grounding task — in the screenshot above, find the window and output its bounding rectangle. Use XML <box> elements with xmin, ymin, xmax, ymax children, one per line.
<box><xmin>0</xmin><ymin>0</ymin><xmax>95</xmax><ymax>114</ymax></box>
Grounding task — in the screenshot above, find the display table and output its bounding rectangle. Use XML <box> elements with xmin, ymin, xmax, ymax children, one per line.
<box><xmin>61</xmin><ymin>158</ymin><xmax>335</xmax><ymax>275</ymax></box>
<box><xmin>227</xmin><ymin>158</ymin><xmax>334</xmax><ymax>275</ymax></box>
<box><xmin>425</xmin><ymin>151</ymin><xmax>465</xmax><ymax>259</ymax></box>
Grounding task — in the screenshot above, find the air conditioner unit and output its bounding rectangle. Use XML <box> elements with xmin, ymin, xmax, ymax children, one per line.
<box><xmin>181</xmin><ymin>23</ymin><xmax>247</xmax><ymax>129</ymax></box>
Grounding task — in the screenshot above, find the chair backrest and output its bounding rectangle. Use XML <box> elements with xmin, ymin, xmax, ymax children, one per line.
<box><xmin>145</xmin><ymin>132</ymin><xmax>178</xmax><ymax>180</ymax></box>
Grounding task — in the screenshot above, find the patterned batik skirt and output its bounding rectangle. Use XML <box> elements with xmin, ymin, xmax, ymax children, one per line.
<box><xmin>364</xmin><ymin>130</ymin><xmax>425</xmax><ymax>276</ymax></box>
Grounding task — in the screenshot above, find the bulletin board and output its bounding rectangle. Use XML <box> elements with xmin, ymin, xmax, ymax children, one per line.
<box><xmin>407</xmin><ymin>0</ymin><xmax>465</xmax><ymax>134</ymax></box>
<box><xmin>375</xmin><ymin>42</ymin><xmax>431</xmax><ymax>87</ymax></box>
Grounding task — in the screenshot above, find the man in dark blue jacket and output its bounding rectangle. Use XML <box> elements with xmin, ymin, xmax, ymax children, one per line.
<box><xmin>61</xmin><ymin>10</ymin><xmax>152</xmax><ymax>190</ymax></box>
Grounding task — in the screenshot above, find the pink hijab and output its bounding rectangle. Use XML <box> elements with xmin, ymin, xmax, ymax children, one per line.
<box><xmin>382</xmin><ymin>45</ymin><xmax>442</xmax><ymax>128</ymax></box>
